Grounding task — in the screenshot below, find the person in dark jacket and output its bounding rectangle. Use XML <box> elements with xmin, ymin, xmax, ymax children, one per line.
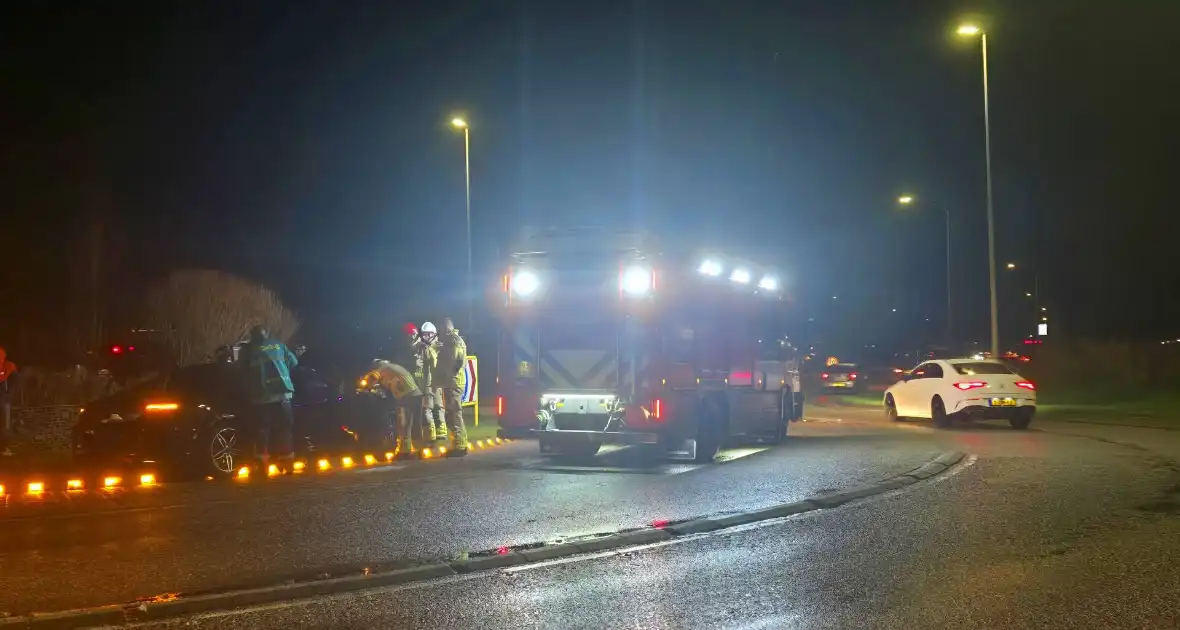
<box><xmin>240</xmin><ymin>325</ymin><xmax>299</xmax><ymax>471</ymax></box>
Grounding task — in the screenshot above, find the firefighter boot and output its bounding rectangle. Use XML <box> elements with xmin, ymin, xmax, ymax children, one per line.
<box><xmin>395</xmin><ymin>436</ymin><xmax>417</xmax><ymax>460</ymax></box>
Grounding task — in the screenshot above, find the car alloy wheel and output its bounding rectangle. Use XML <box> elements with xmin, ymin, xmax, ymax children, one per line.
<box><xmin>885</xmin><ymin>395</ymin><xmax>900</xmax><ymax>422</ymax></box>
<box><xmin>210</xmin><ymin>426</ymin><xmax>241</xmax><ymax>474</ymax></box>
<box><xmin>932</xmin><ymin>398</ymin><xmax>951</xmax><ymax>428</ymax></box>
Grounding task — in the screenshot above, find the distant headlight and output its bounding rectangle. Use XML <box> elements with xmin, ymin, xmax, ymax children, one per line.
<box><xmin>758</xmin><ymin>276</ymin><xmax>778</xmax><ymax>291</ymax></box>
<box><xmin>513</xmin><ymin>270</ymin><xmax>541</xmax><ymax>297</ymax></box>
<box><xmin>730</xmin><ymin>268</ymin><xmax>751</xmax><ymax>284</ymax></box>
<box><xmin>622</xmin><ymin>266</ymin><xmax>652</xmax><ymax>295</ymax></box>
<box><xmin>698</xmin><ymin>259</ymin><xmax>723</xmax><ymax>277</ymax></box>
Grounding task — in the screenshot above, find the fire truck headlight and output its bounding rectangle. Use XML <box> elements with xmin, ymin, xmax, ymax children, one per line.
<box><xmin>758</xmin><ymin>276</ymin><xmax>778</xmax><ymax>291</ymax></box>
<box><xmin>513</xmin><ymin>270</ymin><xmax>541</xmax><ymax>297</ymax></box>
<box><xmin>622</xmin><ymin>266</ymin><xmax>652</xmax><ymax>295</ymax></box>
<box><xmin>698</xmin><ymin>259</ymin><xmax>723</xmax><ymax>277</ymax></box>
<box><xmin>730</xmin><ymin>268</ymin><xmax>751</xmax><ymax>284</ymax></box>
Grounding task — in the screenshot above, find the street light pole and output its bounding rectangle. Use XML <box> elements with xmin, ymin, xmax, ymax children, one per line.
<box><xmin>958</xmin><ymin>24</ymin><xmax>1000</xmax><ymax>357</ymax></box>
<box><xmin>451</xmin><ymin>117</ymin><xmax>473</xmax><ymax>332</ymax></box>
<box><xmin>981</xmin><ymin>31</ymin><xmax>999</xmax><ymax>358</ymax></box>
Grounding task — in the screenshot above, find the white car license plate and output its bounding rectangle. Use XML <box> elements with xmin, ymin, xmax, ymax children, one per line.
<box><xmin>989</xmin><ymin>398</ymin><xmax>1017</xmax><ymax>407</ymax></box>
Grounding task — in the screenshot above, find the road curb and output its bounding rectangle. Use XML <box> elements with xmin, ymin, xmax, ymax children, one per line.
<box><xmin>1</xmin><ymin>450</ymin><xmax>966</xmax><ymax>628</ymax></box>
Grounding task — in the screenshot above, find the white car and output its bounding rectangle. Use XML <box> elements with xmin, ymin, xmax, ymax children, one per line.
<box><xmin>883</xmin><ymin>359</ymin><xmax>1036</xmax><ymax>429</ymax></box>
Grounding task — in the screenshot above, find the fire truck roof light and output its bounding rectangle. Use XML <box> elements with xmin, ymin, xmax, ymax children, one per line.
<box><xmin>698</xmin><ymin>259</ymin><xmax>723</xmax><ymax>276</ymax></box>
<box><xmin>758</xmin><ymin>276</ymin><xmax>778</xmax><ymax>291</ymax></box>
<box><xmin>730</xmin><ymin>268</ymin><xmax>751</xmax><ymax>284</ymax></box>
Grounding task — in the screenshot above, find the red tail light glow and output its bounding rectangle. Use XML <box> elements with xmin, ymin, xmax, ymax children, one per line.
<box><xmin>850</xmin><ymin>373</ymin><xmax>858</xmax><ymax>379</ymax></box>
<box><xmin>495</xmin><ymin>395</ymin><xmax>505</xmax><ymax>416</ymax></box>
<box><xmin>652</xmin><ymin>398</ymin><xmax>663</xmax><ymax>420</ymax></box>
<box><xmin>821</xmin><ymin>373</ymin><xmax>829</xmax><ymax>379</ymax></box>
<box><xmin>1015</xmin><ymin>381</ymin><xmax>1036</xmax><ymax>390</ymax></box>
<box><xmin>953</xmin><ymin>381</ymin><xmax>987</xmax><ymax>391</ymax></box>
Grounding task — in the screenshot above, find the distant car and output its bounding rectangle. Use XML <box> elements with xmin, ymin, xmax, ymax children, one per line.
<box><xmin>883</xmin><ymin>359</ymin><xmax>1036</xmax><ymax>429</ymax></box>
<box><xmin>73</xmin><ymin>362</ymin><xmax>393</xmax><ymax>477</ymax></box>
<box><xmin>820</xmin><ymin>363</ymin><xmax>862</xmax><ymax>393</ymax></box>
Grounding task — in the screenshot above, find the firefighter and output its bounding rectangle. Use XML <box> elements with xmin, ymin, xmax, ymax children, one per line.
<box><xmin>368</xmin><ymin>358</ymin><xmax>424</xmax><ymax>458</ymax></box>
<box><xmin>436</xmin><ymin>318</ymin><xmax>469</xmax><ymax>456</ymax></box>
<box><xmin>418</xmin><ymin>321</ymin><xmax>446</xmax><ymax>441</ymax></box>
<box><xmin>395</xmin><ymin>322</ymin><xmax>427</xmax><ymax>441</ymax></box>
<box><xmin>240</xmin><ymin>325</ymin><xmax>299</xmax><ymax>471</ymax></box>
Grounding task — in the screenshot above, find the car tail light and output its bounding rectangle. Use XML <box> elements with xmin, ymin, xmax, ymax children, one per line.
<box><xmin>850</xmin><ymin>373</ymin><xmax>858</xmax><ymax>379</ymax></box>
<box><xmin>496</xmin><ymin>395</ymin><xmax>505</xmax><ymax>416</ymax></box>
<box><xmin>953</xmin><ymin>381</ymin><xmax>987</xmax><ymax>391</ymax></box>
<box><xmin>1015</xmin><ymin>381</ymin><xmax>1036</xmax><ymax>390</ymax></box>
<box><xmin>821</xmin><ymin>373</ymin><xmax>829</xmax><ymax>380</ymax></box>
<box><xmin>651</xmin><ymin>398</ymin><xmax>664</xmax><ymax>421</ymax></box>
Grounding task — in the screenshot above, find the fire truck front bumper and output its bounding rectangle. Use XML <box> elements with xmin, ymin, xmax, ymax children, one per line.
<box><xmin>532</xmin><ymin>429</ymin><xmax>661</xmax><ymax>446</ymax></box>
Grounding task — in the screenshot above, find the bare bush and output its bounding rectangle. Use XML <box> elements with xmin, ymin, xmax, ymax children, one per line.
<box><xmin>143</xmin><ymin>270</ymin><xmax>299</xmax><ymax>366</ymax></box>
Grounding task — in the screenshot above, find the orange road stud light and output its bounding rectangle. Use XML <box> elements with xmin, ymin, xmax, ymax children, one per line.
<box><xmin>67</xmin><ymin>479</ymin><xmax>84</xmax><ymax>491</ymax></box>
<box><xmin>140</xmin><ymin>474</ymin><xmax>157</xmax><ymax>487</ymax></box>
<box><xmin>317</xmin><ymin>458</ymin><xmax>331</xmax><ymax>471</ymax></box>
<box><xmin>237</xmin><ymin>467</ymin><xmax>250</xmax><ymax>479</ymax></box>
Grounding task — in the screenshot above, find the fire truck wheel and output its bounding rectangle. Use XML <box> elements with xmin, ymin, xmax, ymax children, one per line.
<box><xmin>773</xmin><ymin>390</ymin><xmax>791</xmax><ymax>443</ymax></box>
<box><xmin>694</xmin><ymin>396</ymin><xmax>727</xmax><ymax>463</ymax></box>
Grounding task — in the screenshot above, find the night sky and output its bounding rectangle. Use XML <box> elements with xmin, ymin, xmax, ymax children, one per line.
<box><xmin>3</xmin><ymin>0</ymin><xmax>1177</xmax><ymax>361</ymax></box>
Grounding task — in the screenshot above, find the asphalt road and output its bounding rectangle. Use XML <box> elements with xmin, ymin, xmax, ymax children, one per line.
<box><xmin>133</xmin><ymin>401</ymin><xmax>1180</xmax><ymax>629</ymax></box>
<box><xmin>1</xmin><ymin>405</ymin><xmax>944</xmax><ymax>617</ymax></box>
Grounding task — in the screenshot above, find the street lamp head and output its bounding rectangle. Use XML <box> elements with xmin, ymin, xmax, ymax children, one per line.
<box><xmin>957</xmin><ymin>24</ymin><xmax>982</xmax><ymax>36</ymax></box>
<box><xmin>451</xmin><ymin>117</ymin><xmax>468</xmax><ymax>129</ymax></box>
<box><xmin>1006</xmin><ymin>262</ymin><xmax>1016</xmax><ymax>269</ymax></box>
<box><xmin>897</xmin><ymin>195</ymin><xmax>914</xmax><ymax>205</ymax></box>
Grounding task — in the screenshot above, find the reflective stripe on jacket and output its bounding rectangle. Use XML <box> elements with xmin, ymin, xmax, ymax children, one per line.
<box><xmin>242</xmin><ymin>339</ymin><xmax>298</xmax><ymax>404</ymax></box>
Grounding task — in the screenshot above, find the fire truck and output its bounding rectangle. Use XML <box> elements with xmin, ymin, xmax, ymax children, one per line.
<box><xmin>491</xmin><ymin>227</ymin><xmax>803</xmax><ymax>462</ymax></box>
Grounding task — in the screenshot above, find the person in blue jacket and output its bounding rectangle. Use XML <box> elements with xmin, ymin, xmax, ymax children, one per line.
<box><xmin>240</xmin><ymin>325</ymin><xmax>299</xmax><ymax>471</ymax></box>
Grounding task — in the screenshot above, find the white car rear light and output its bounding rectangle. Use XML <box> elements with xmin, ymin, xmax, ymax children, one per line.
<box><xmin>953</xmin><ymin>381</ymin><xmax>987</xmax><ymax>391</ymax></box>
<box><xmin>1015</xmin><ymin>381</ymin><xmax>1035</xmax><ymax>390</ymax></box>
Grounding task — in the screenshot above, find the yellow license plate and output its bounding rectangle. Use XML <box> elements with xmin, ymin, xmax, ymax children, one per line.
<box><xmin>989</xmin><ymin>398</ymin><xmax>1017</xmax><ymax>407</ymax></box>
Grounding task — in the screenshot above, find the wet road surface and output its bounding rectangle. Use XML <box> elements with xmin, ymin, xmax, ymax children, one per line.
<box><xmin>1</xmin><ymin>408</ymin><xmax>941</xmax><ymax>616</ymax></box>
<box><xmin>135</xmin><ymin>402</ymin><xmax>1180</xmax><ymax>629</ymax></box>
